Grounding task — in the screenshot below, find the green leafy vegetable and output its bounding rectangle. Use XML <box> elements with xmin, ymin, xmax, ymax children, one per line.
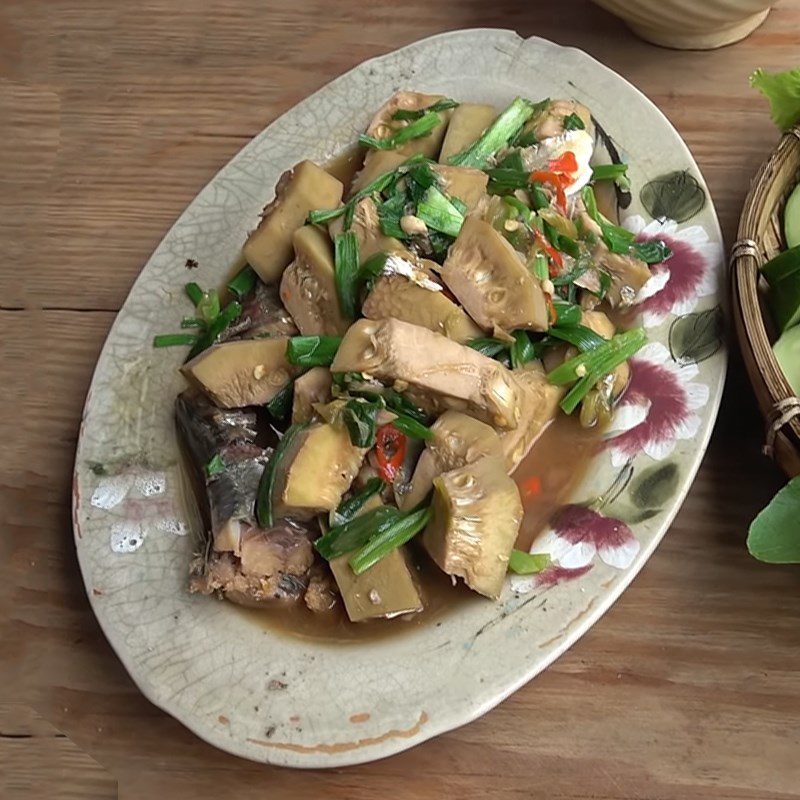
<box><xmin>333</xmin><ymin>231</ymin><xmax>360</xmax><ymax>319</ymax></box>
<box><xmin>256</xmin><ymin>422</ymin><xmax>309</xmax><ymax>528</ymax></box>
<box><xmin>631</xmin><ymin>240</ymin><xmax>672</xmax><ymax>264</ymax></box>
<box><xmin>348</xmin><ymin>505</ymin><xmax>432</xmax><ymax>575</ymax></box>
<box><xmin>153</xmin><ymin>333</ymin><xmax>198</xmax><ymax>348</ymax></box>
<box><xmin>508</xmin><ymin>549</ymin><xmax>551</xmax><ymax>574</ymax></box>
<box><xmin>751</xmin><ymin>67</ymin><xmax>800</xmax><ymax>131</ymax></box>
<box><xmin>383</xmin><ymin>389</ymin><xmax>427</xmax><ymax>425</ymax></box>
<box><xmin>416</xmin><ymin>186</ymin><xmax>465</xmax><ymax>237</ymax></box>
<box><xmin>747</xmin><ymin>476</ymin><xmax>800</xmax><ymax>563</ymax></box>
<box><xmin>315</xmin><ymin>505</ymin><xmax>401</xmax><ymax>560</ymax></box>
<box><xmin>342</xmin><ymin>398</ymin><xmax>381</xmax><ymax>448</ymax></box>
<box><xmin>391</xmin><ymin>414</ymin><xmax>433</xmax><ymax>441</ymax></box>
<box><xmin>359</xmin><ymin>111</ymin><xmax>441</xmax><ymax>151</ymax></box>
<box><xmin>392</xmin><ymin>98</ymin><xmax>459</xmax><ymax>121</ymax></box>
<box><xmin>227</xmin><ymin>265</ymin><xmax>258</xmax><ymax>299</ymax></box>
<box><xmin>265</xmin><ymin>382</ymin><xmax>294</xmax><ymax>421</ymax></box>
<box><xmin>286</xmin><ymin>335</ymin><xmax>342</xmax><ymax>367</ymax></box>
<box><xmin>205</xmin><ymin>454</ymin><xmax>226</xmax><ymax>477</ymax></box>
<box><xmin>562</xmin><ymin>112</ymin><xmax>585</xmax><ymax>131</ymax></box>
<box><xmin>448</xmin><ymin>97</ymin><xmax>535</xmax><ymax>169</ymax></box>
<box><xmin>332</xmin><ymin>477</ymin><xmax>385</xmax><ymax>526</ymax></box>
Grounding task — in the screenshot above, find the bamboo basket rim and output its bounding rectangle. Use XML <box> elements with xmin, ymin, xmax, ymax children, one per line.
<box><xmin>732</xmin><ymin>123</ymin><xmax>800</xmax><ymax>477</ymax></box>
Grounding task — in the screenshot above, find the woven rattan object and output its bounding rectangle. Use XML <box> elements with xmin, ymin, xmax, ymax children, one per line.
<box><xmin>732</xmin><ymin>123</ymin><xmax>800</xmax><ymax>477</ymax></box>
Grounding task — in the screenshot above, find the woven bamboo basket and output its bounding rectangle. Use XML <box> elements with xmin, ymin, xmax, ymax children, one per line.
<box><xmin>732</xmin><ymin>123</ymin><xmax>800</xmax><ymax>477</ymax></box>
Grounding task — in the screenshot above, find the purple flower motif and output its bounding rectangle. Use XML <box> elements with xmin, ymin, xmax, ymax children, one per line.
<box><xmin>605</xmin><ymin>342</ymin><xmax>709</xmax><ymax>466</ymax></box>
<box><xmin>511</xmin><ymin>505</ymin><xmax>639</xmax><ymax>594</ymax></box>
<box><xmin>624</xmin><ymin>215</ymin><xmax>721</xmax><ymax>328</ymax></box>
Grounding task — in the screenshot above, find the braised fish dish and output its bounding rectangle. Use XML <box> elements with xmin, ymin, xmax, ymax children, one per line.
<box><xmin>155</xmin><ymin>92</ymin><xmax>670</xmax><ymax>630</ymax></box>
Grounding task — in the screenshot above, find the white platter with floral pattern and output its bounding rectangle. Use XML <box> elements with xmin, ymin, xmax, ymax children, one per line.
<box><xmin>72</xmin><ymin>29</ymin><xmax>725</xmax><ymax>767</ymax></box>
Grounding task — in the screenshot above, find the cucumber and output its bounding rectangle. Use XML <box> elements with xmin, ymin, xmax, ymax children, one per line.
<box><xmin>773</xmin><ymin>323</ymin><xmax>800</xmax><ymax>395</ymax></box>
<box><xmin>786</xmin><ymin>183</ymin><xmax>800</xmax><ymax>249</ymax></box>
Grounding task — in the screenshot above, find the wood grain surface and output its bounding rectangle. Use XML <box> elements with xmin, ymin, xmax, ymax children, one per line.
<box><xmin>2</xmin><ymin>1</ymin><xmax>800</xmax><ymax>797</ymax></box>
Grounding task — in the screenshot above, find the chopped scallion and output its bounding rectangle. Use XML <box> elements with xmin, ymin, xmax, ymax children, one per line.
<box><xmin>348</xmin><ymin>505</ymin><xmax>432</xmax><ymax>575</ymax></box>
<box><xmin>391</xmin><ymin>414</ymin><xmax>433</xmax><ymax>440</ymax></box>
<box><xmin>315</xmin><ymin>505</ymin><xmax>401</xmax><ymax>561</ymax></box>
<box><xmin>448</xmin><ymin>97</ymin><xmax>535</xmax><ymax>169</ymax></box>
<box><xmin>562</xmin><ymin>113</ymin><xmax>585</xmax><ymax>131</ymax></box>
<box><xmin>333</xmin><ymin>231</ymin><xmax>360</xmax><ymax>319</ymax></box>
<box><xmin>359</xmin><ymin>111</ymin><xmax>441</xmax><ymax>151</ymax></box>
<box><xmin>185</xmin><ymin>282</ymin><xmax>204</xmax><ymax>306</ymax></box>
<box><xmin>265</xmin><ymin>382</ymin><xmax>294</xmax><ymax>421</ymax></box>
<box><xmin>185</xmin><ymin>300</ymin><xmax>242</xmax><ymax>360</ymax></box>
<box><xmin>508</xmin><ymin>549</ymin><xmax>551</xmax><ymax>574</ymax></box>
<box><xmin>153</xmin><ymin>333</ymin><xmax>198</xmax><ymax>348</ymax></box>
<box><xmin>332</xmin><ymin>477</ymin><xmax>385</xmax><ymax>526</ymax></box>
<box><xmin>416</xmin><ymin>186</ymin><xmax>465</xmax><ymax>238</ymax></box>
<box><xmin>392</xmin><ymin>98</ymin><xmax>459</xmax><ymax>121</ymax></box>
<box><xmin>227</xmin><ymin>264</ymin><xmax>258</xmax><ymax>299</ymax></box>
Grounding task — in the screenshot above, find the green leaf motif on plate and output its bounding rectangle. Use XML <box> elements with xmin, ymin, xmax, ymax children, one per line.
<box><xmin>640</xmin><ymin>170</ymin><xmax>705</xmax><ymax>223</ymax></box>
<box><xmin>669</xmin><ymin>306</ymin><xmax>723</xmax><ymax>366</ymax></box>
<box><xmin>630</xmin><ymin>463</ymin><xmax>679</xmax><ymax>511</ymax></box>
<box><xmin>748</xmin><ymin>476</ymin><xmax>800</xmax><ymax>563</ymax></box>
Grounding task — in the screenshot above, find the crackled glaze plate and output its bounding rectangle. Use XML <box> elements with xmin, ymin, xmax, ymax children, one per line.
<box><xmin>72</xmin><ymin>29</ymin><xmax>726</xmax><ymax>767</ymax></box>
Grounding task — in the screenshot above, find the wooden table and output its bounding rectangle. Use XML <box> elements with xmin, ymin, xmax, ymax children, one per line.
<box><xmin>3</xmin><ymin>2</ymin><xmax>800</xmax><ymax>797</ymax></box>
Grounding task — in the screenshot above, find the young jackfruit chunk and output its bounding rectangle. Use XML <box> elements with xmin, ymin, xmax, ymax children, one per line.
<box><xmin>423</xmin><ymin>455</ymin><xmax>522</xmax><ymax>599</ymax></box>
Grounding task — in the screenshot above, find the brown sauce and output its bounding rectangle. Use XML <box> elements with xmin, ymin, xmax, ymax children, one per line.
<box><xmin>238</xmin><ymin>413</ymin><xmax>603</xmax><ymax>644</ymax></box>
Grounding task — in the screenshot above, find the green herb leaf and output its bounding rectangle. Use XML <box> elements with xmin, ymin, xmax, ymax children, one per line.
<box><xmin>631</xmin><ymin>240</ymin><xmax>673</xmax><ymax>264</ymax></box>
<box><xmin>286</xmin><ymin>335</ymin><xmax>342</xmax><ymax>367</ymax></box>
<box><xmin>348</xmin><ymin>505</ymin><xmax>432</xmax><ymax>575</ymax></box>
<box><xmin>265</xmin><ymin>382</ymin><xmax>294</xmax><ymax>421</ymax></box>
<box><xmin>747</xmin><ymin>475</ymin><xmax>800</xmax><ymax>563</ymax></box>
<box><xmin>562</xmin><ymin>112</ymin><xmax>585</xmax><ymax>131</ymax></box>
<box><xmin>315</xmin><ymin>505</ymin><xmax>401</xmax><ymax>561</ymax></box>
<box><xmin>392</xmin><ymin>98</ymin><xmax>459</xmax><ymax>121</ymax></box>
<box><xmin>383</xmin><ymin>389</ymin><xmax>427</xmax><ymax>424</ymax></box>
<box><xmin>508</xmin><ymin>549</ymin><xmax>551</xmax><ymax>574</ymax></box>
<box><xmin>342</xmin><ymin>398</ymin><xmax>381</xmax><ymax>448</ymax></box>
<box><xmin>227</xmin><ymin>265</ymin><xmax>259</xmax><ymax>300</ymax></box>
<box><xmin>334</xmin><ymin>231</ymin><xmax>360</xmax><ymax>319</ymax></box>
<box><xmin>205</xmin><ymin>454</ymin><xmax>226</xmax><ymax>477</ymax></box>
<box><xmin>256</xmin><ymin>422</ymin><xmax>309</xmax><ymax>528</ymax></box>
<box><xmin>153</xmin><ymin>333</ymin><xmax>199</xmax><ymax>348</ymax></box>
<box><xmin>332</xmin><ymin>477</ymin><xmax>385</xmax><ymax>526</ymax></box>
<box><xmin>359</xmin><ymin>111</ymin><xmax>441</xmax><ymax>151</ymax></box>
<box><xmin>751</xmin><ymin>67</ymin><xmax>800</xmax><ymax>131</ymax></box>
<box><xmin>448</xmin><ymin>97</ymin><xmax>535</xmax><ymax>169</ymax></box>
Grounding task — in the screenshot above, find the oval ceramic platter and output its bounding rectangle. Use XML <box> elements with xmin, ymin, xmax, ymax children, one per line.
<box><xmin>73</xmin><ymin>29</ymin><xmax>725</xmax><ymax>767</ymax></box>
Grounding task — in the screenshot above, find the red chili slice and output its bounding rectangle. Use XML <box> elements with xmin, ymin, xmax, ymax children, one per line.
<box><xmin>375</xmin><ymin>424</ymin><xmax>406</xmax><ymax>483</ymax></box>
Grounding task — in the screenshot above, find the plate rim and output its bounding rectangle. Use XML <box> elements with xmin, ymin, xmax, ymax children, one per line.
<box><xmin>72</xmin><ymin>27</ymin><xmax>727</xmax><ymax>767</ymax></box>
